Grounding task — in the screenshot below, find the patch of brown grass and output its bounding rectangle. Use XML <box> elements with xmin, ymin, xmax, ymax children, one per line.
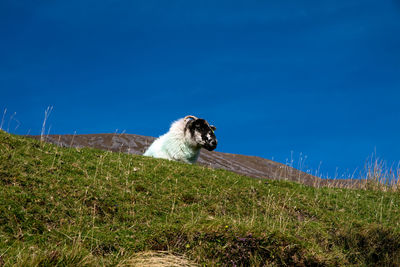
<box><xmin>117</xmin><ymin>251</ymin><xmax>198</xmax><ymax>267</ymax></box>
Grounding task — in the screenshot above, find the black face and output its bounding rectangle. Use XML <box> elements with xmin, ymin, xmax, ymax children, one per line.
<box><xmin>187</xmin><ymin>119</ymin><xmax>217</xmax><ymax>151</ymax></box>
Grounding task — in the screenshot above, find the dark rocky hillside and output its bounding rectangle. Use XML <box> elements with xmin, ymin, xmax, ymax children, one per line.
<box><xmin>30</xmin><ymin>133</ymin><xmax>357</xmax><ymax>188</ymax></box>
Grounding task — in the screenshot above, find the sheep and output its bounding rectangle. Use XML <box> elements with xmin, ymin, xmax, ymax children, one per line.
<box><xmin>143</xmin><ymin>115</ymin><xmax>217</xmax><ymax>164</ymax></box>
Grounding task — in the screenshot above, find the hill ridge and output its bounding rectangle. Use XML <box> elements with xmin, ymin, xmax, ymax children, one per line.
<box><xmin>29</xmin><ymin>133</ymin><xmax>355</xmax><ymax>188</ymax></box>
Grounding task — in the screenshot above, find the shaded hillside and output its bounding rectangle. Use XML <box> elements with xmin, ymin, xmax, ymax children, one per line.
<box><xmin>30</xmin><ymin>133</ymin><xmax>356</xmax><ymax>187</ymax></box>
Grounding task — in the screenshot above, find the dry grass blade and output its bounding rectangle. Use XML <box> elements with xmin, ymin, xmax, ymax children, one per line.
<box><xmin>118</xmin><ymin>251</ymin><xmax>198</xmax><ymax>267</ymax></box>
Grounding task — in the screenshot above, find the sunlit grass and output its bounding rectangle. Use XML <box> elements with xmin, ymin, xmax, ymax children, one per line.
<box><xmin>1</xmin><ymin>130</ymin><xmax>400</xmax><ymax>266</ymax></box>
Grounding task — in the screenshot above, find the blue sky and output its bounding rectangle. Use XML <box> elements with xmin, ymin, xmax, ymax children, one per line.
<box><xmin>1</xmin><ymin>0</ymin><xmax>399</xmax><ymax>178</ymax></box>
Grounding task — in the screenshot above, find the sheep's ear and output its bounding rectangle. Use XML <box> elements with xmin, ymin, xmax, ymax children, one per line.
<box><xmin>210</xmin><ymin>125</ymin><xmax>216</xmax><ymax>131</ymax></box>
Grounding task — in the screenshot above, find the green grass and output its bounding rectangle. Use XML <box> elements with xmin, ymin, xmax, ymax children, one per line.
<box><xmin>1</xmin><ymin>130</ymin><xmax>400</xmax><ymax>266</ymax></box>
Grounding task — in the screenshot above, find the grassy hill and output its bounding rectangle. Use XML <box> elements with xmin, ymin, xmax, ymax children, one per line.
<box><xmin>1</xmin><ymin>130</ymin><xmax>400</xmax><ymax>266</ymax></box>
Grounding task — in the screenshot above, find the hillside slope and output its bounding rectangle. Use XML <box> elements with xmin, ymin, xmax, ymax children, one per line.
<box><xmin>30</xmin><ymin>133</ymin><xmax>354</xmax><ymax>187</ymax></box>
<box><xmin>1</xmin><ymin>131</ymin><xmax>400</xmax><ymax>266</ymax></box>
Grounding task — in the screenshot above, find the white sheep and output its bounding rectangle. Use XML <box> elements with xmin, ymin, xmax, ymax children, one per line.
<box><xmin>143</xmin><ymin>115</ymin><xmax>217</xmax><ymax>164</ymax></box>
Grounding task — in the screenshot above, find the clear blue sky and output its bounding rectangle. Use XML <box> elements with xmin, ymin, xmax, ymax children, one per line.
<box><xmin>1</xmin><ymin>0</ymin><xmax>399</xmax><ymax>178</ymax></box>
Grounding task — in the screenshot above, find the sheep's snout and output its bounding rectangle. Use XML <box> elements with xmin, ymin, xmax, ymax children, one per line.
<box><xmin>204</xmin><ymin>138</ymin><xmax>217</xmax><ymax>151</ymax></box>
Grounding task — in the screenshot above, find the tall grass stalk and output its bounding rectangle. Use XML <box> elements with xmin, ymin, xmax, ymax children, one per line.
<box><xmin>0</xmin><ymin>108</ymin><xmax>7</xmax><ymax>130</ymax></box>
<box><xmin>362</xmin><ymin>153</ymin><xmax>400</xmax><ymax>191</ymax></box>
<box><xmin>40</xmin><ymin>106</ymin><xmax>53</xmax><ymax>143</ymax></box>
<box><xmin>6</xmin><ymin>111</ymin><xmax>17</xmax><ymax>132</ymax></box>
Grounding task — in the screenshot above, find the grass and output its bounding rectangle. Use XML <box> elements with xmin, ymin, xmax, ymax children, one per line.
<box><xmin>1</xmin><ymin>130</ymin><xmax>400</xmax><ymax>266</ymax></box>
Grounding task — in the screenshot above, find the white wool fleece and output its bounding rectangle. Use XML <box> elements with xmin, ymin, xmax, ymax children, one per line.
<box><xmin>143</xmin><ymin>117</ymin><xmax>201</xmax><ymax>164</ymax></box>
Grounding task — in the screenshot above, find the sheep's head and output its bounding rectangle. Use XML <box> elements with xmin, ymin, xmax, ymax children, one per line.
<box><xmin>184</xmin><ymin>116</ymin><xmax>217</xmax><ymax>151</ymax></box>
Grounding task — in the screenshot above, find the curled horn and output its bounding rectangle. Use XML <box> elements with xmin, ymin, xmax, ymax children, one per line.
<box><xmin>184</xmin><ymin>115</ymin><xmax>198</xmax><ymax>121</ymax></box>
